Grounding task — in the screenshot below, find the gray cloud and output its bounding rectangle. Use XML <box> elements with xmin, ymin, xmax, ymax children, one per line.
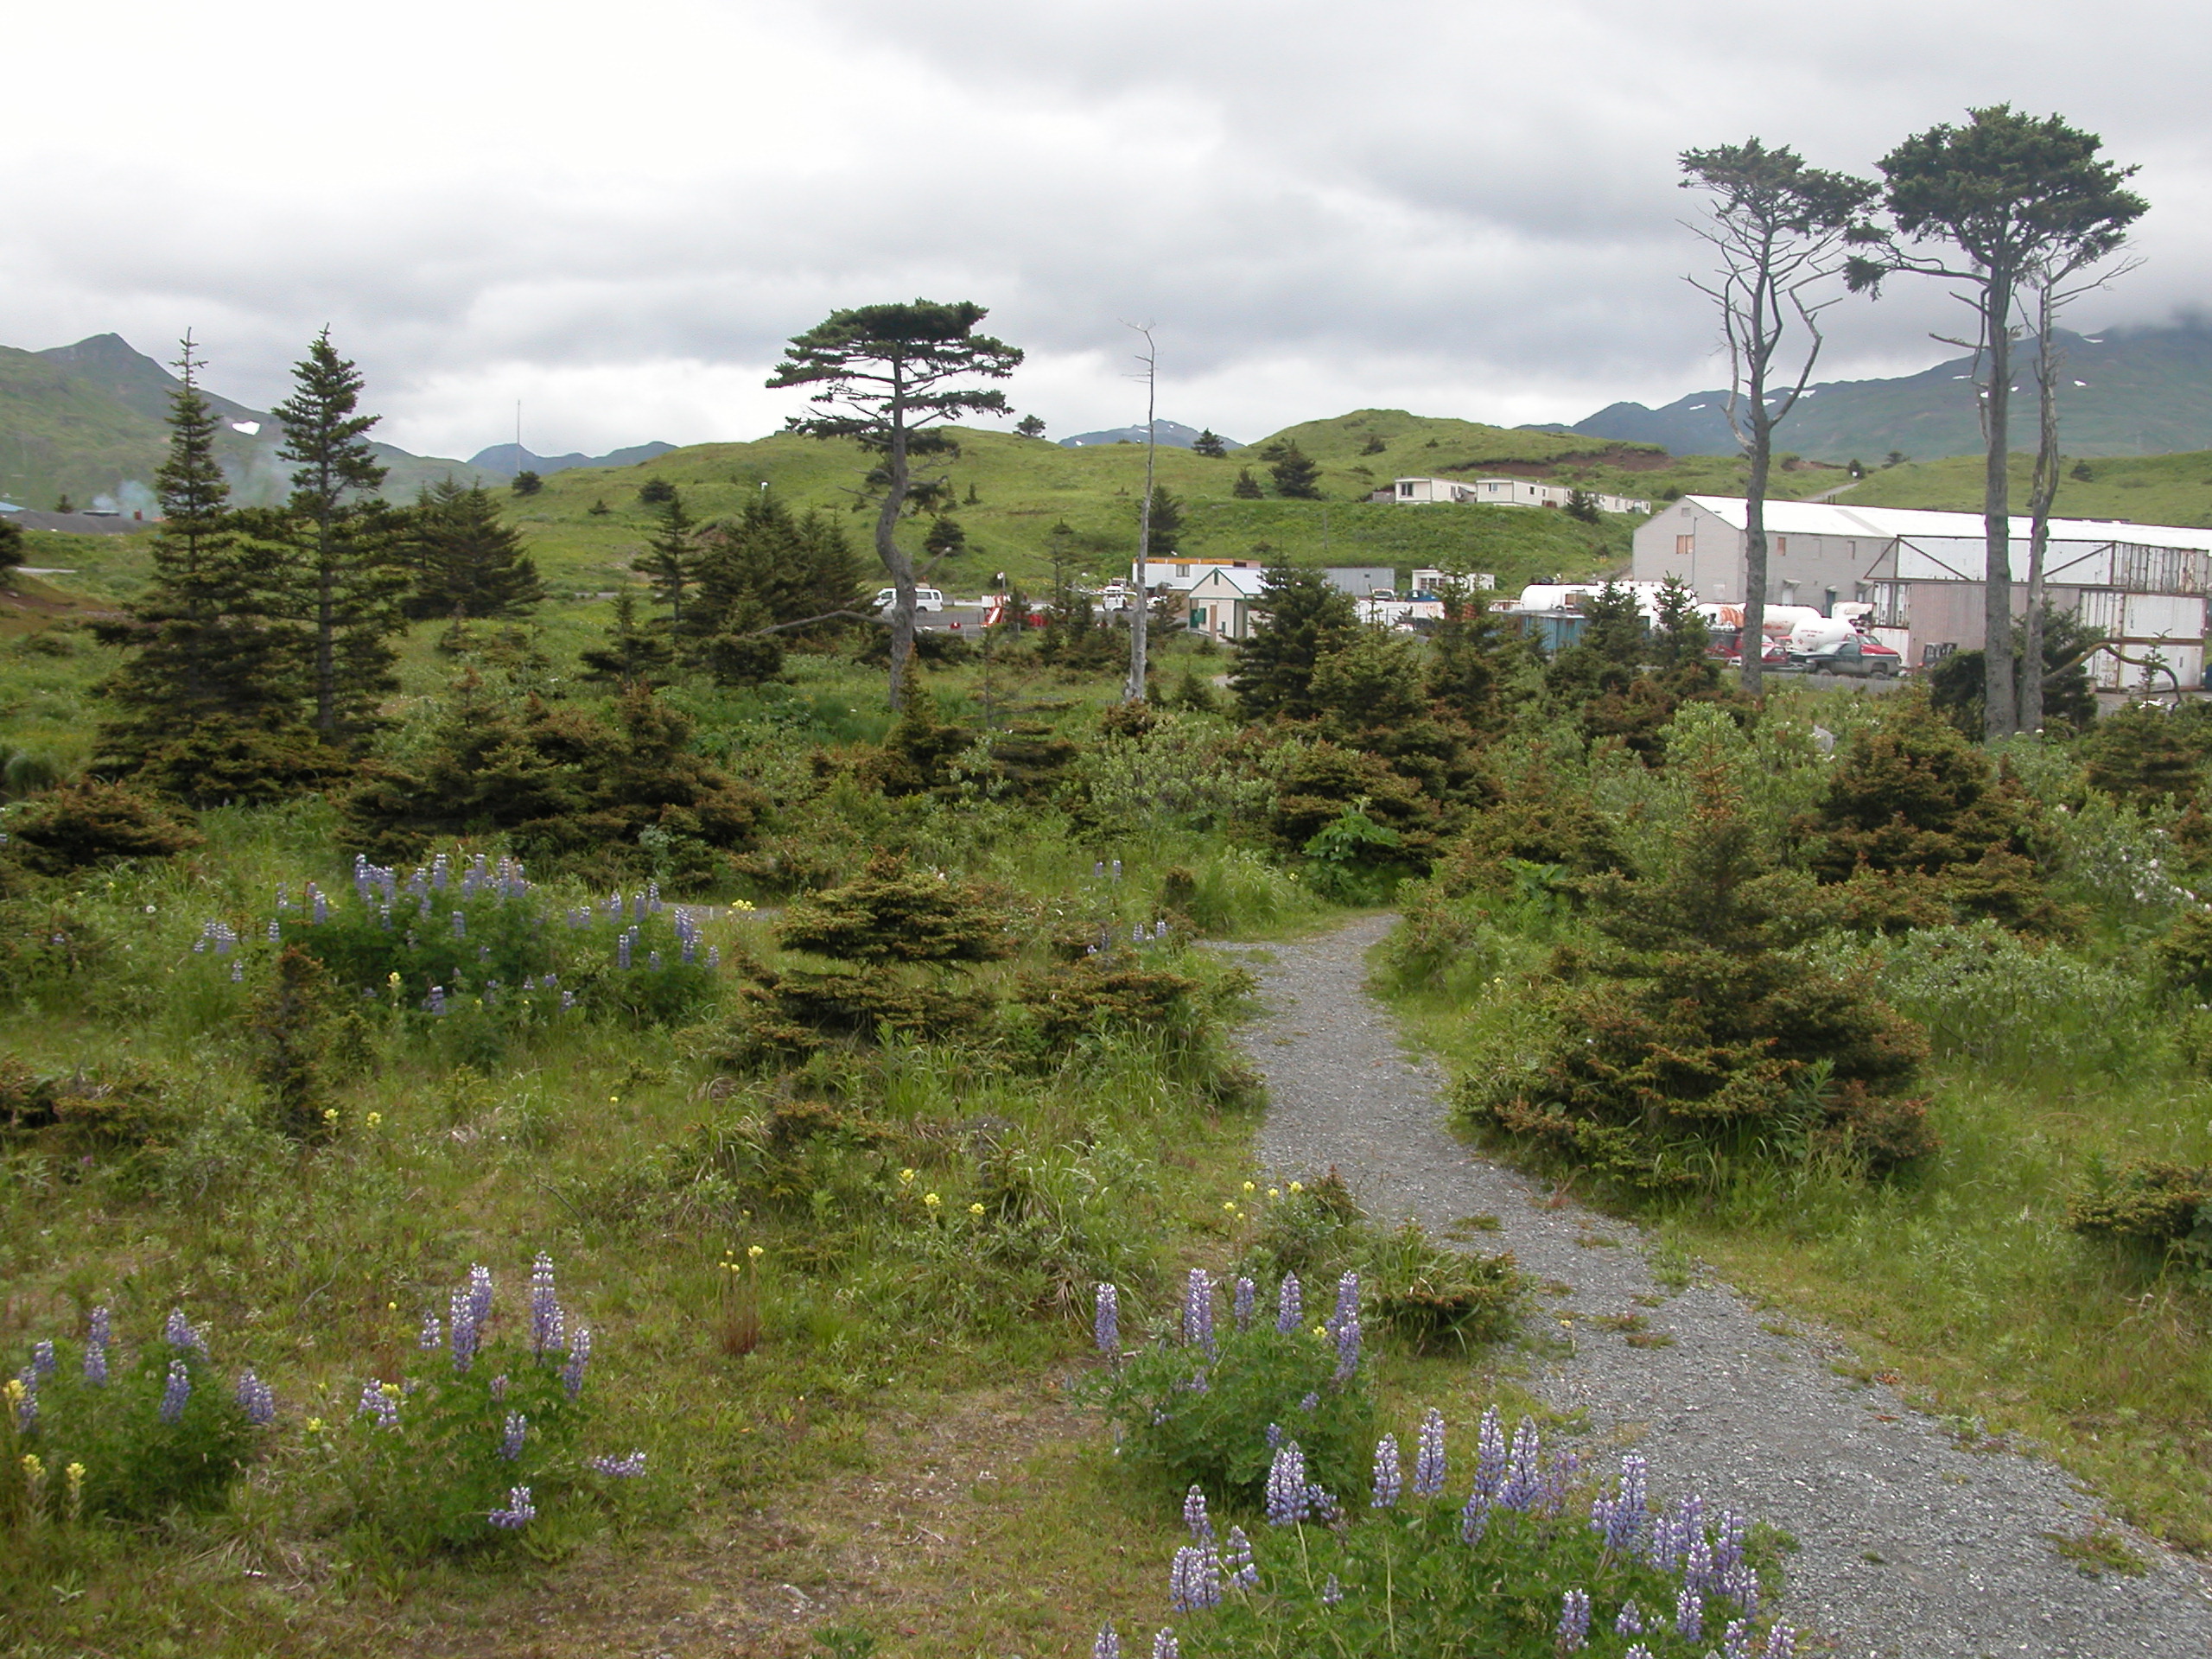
<box><xmin>3</xmin><ymin>0</ymin><xmax>2209</xmax><ymax>453</ymax></box>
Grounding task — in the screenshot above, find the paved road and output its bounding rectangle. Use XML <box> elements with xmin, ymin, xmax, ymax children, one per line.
<box><xmin>1218</xmin><ymin>913</ymin><xmax>2212</xmax><ymax>1659</ymax></box>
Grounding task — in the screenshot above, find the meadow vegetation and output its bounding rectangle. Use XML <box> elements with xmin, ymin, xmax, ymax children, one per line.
<box><xmin>11</xmin><ymin>339</ymin><xmax>2212</xmax><ymax>1656</ymax></box>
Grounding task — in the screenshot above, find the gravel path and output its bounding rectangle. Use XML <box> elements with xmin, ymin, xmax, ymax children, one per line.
<box><xmin>1217</xmin><ymin>913</ymin><xmax>2212</xmax><ymax>1659</ymax></box>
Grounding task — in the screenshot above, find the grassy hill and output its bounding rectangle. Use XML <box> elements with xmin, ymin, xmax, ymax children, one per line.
<box><xmin>0</xmin><ymin>334</ymin><xmax>492</xmax><ymax>513</ymax></box>
<box><xmin>1821</xmin><ymin>448</ymin><xmax>2212</xmax><ymax>528</ymax></box>
<box><xmin>504</xmin><ymin>411</ymin><xmax>1857</xmax><ymax>600</ymax></box>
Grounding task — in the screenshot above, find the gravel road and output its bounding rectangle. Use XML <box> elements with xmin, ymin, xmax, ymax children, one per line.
<box><xmin>1217</xmin><ymin>912</ymin><xmax>2212</xmax><ymax>1659</ymax></box>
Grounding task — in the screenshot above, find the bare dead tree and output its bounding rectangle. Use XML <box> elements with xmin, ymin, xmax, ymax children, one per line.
<box><xmin>1680</xmin><ymin>141</ymin><xmax>1876</xmax><ymax>696</ymax></box>
<box><xmin>2020</xmin><ymin>249</ymin><xmax>2141</xmax><ymax>733</ymax></box>
<box><xmin>1125</xmin><ymin>323</ymin><xmax>1159</xmax><ymax>704</ymax></box>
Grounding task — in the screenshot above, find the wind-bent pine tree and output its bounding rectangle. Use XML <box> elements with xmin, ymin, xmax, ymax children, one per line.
<box><xmin>1849</xmin><ymin>107</ymin><xmax>2145</xmax><ymax>740</ymax></box>
<box><xmin>271</xmin><ymin>330</ymin><xmax>408</xmax><ymax>741</ymax></box>
<box><xmin>1679</xmin><ymin>140</ymin><xmax>1875</xmax><ymax>696</ymax></box>
<box><xmin>404</xmin><ymin>479</ymin><xmax>545</xmax><ymax>620</ymax></box>
<box><xmin>94</xmin><ymin>334</ymin><xmax>306</xmax><ymax>784</ymax></box>
<box><xmin>766</xmin><ymin>301</ymin><xmax>1022</xmax><ymax>708</ymax></box>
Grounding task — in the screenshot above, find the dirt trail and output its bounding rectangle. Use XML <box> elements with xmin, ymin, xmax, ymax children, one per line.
<box><xmin>1217</xmin><ymin>912</ymin><xmax>2212</xmax><ymax>1659</ymax></box>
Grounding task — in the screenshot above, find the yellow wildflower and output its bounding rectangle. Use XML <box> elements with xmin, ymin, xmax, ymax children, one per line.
<box><xmin>747</xmin><ymin>1244</ymin><xmax>764</xmax><ymax>1260</ymax></box>
<box><xmin>899</xmin><ymin>1167</ymin><xmax>917</xmax><ymax>1185</ymax></box>
<box><xmin>969</xmin><ymin>1202</ymin><xmax>985</xmax><ymax>1217</ymax></box>
<box><xmin>924</xmin><ymin>1192</ymin><xmax>942</xmax><ymax>1209</ymax></box>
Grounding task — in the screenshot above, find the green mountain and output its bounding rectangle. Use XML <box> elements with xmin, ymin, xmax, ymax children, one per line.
<box><xmin>0</xmin><ymin>334</ymin><xmax>491</xmax><ymax>512</ymax></box>
<box><xmin>1557</xmin><ymin>321</ymin><xmax>2212</xmax><ymax>462</ymax></box>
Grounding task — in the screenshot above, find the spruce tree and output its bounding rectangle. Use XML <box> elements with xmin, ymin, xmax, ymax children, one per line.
<box><xmin>0</xmin><ymin>516</ymin><xmax>22</xmax><ymax>583</ymax></box>
<box><xmin>1192</xmin><ymin>429</ymin><xmax>1229</xmax><ymax>459</ymax></box>
<box><xmin>270</xmin><ymin>330</ymin><xmax>406</xmax><ymax>741</ymax></box>
<box><xmin>1230</xmin><ymin>560</ymin><xmax>1359</xmax><ymax>721</ymax></box>
<box><xmin>1268</xmin><ymin>443</ymin><xmax>1323</xmax><ymax>499</ymax></box>
<box><xmin>404</xmin><ymin>479</ymin><xmax>545</xmax><ymax>620</ymax></box>
<box><xmin>578</xmin><ymin>591</ymin><xmax>674</xmax><ymax>687</ymax></box>
<box><xmin>1230</xmin><ymin>467</ymin><xmax>1263</xmax><ymax>499</ymax></box>
<box><xmin>691</xmin><ymin>493</ymin><xmax>868</xmax><ymax>648</ymax></box>
<box><xmin>638</xmin><ymin>487</ymin><xmax>696</xmax><ymax>632</ymax></box>
<box><xmin>94</xmin><ymin>336</ymin><xmax>312</xmax><ymax>794</ymax></box>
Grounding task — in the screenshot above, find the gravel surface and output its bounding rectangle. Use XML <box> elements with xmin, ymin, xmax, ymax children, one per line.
<box><xmin>1216</xmin><ymin>913</ymin><xmax>2212</xmax><ymax>1659</ymax></box>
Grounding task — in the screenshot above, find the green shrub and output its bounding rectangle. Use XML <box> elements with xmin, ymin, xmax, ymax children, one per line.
<box><xmin>334</xmin><ymin>1254</ymin><xmax>639</xmax><ymax>1558</ymax></box>
<box><xmin>3</xmin><ymin>780</ymin><xmax>201</xmax><ymax>874</ymax></box>
<box><xmin>1363</xmin><ymin>1221</ymin><xmax>1527</xmax><ymax>1355</ymax></box>
<box><xmin>3</xmin><ymin>1306</ymin><xmax>261</xmax><ymax>1525</ymax></box>
<box><xmin>2065</xmin><ymin>1159</ymin><xmax>2212</xmax><ymax>1268</ymax></box>
<box><xmin>1105</xmin><ymin>1408</ymin><xmax>1791</xmax><ymax>1659</ymax></box>
<box><xmin>774</xmin><ymin>854</ymin><xmax>1016</xmax><ymax>965</ymax></box>
<box><xmin>1085</xmin><ymin>1268</ymin><xmax>1377</xmax><ymax>1509</ymax></box>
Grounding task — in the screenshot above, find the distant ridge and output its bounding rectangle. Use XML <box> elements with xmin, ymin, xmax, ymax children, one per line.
<box><xmin>1059</xmin><ymin>419</ymin><xmax>1240</xmax><ymax>451</ymax></box>
<box><xmin>1557</xmin><ymin>320</ymin><xmax>2212</xmax><ymax>461</ymax></box>
<box><xmin>468</xmin><ymin>440</ymin><xmax>677</xmax><ymax>479</ymax></box>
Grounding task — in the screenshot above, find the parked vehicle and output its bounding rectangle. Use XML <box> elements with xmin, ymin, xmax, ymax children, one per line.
<box><xmin>873</xmin><ymin>586</ymin><xmax>946</xmax><ymax>613</ymax></box>
<box><xmin>1791</xmin><ymin>633</ymin><xmax>1904</xmax><ymax>677</ymax></box>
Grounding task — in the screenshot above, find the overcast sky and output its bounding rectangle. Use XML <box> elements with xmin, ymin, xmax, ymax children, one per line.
<box><xmin>8</xmin><ymin>0</ymin><xmax>2209</xmax><ymax>459</ymax></box>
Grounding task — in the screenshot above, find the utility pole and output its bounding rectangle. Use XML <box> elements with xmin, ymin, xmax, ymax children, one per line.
<box><xmin>1125</xmin><ymin>324</ymin><xmax>1157</xmax><ymax>703</ymax></box>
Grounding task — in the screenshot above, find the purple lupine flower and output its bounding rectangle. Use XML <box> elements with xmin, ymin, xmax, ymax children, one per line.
<box><xmin>1713</xmin><ymin>1508</ymin><xmax>1748</xmax><ymax>1581</ymax></box>
<box><xmin>561</xmin><ymin>991</ymin><xmax>576</xmax><ymax>1009</ymax></box>
<box><xmin>231</xmin><ymin>959</ymin><xmax>243</xmax><ymax>982</ymax></box>
<box><xmin>1473</xmin><ymin>1405</ymin><xmax>1506</xmax><ymax>1500</ymax></box>
<box><xmin>85</xmin><ymin>1306</ymin><xmax>110</xmax><ymax>1385</ymax></box>
<box><xmin>312</xmin><ymin>887</ymin><xmax>328</xmax><ymax>924</ymax></box>
<box><xmin>648</xmin><ymin>950</ymin><xmax>664</xmax><ymax>972</ymax></box>
<box><xmin>1604</xmin><ymin>1453</ymin><xmax>1648</xmax><ymax>1553</ymax></box>
<box><xmin>1459</xmin><ymin>1487</ymin><xmax>1490</xmax><ymax>1545</ymax></box>
<box><xmin>1557</xmin><ymin>1589</ymin><xmax>1592</xmax><ymax>1653</ymax></box>
<box><xmin>1231</xmin><ymin>1277</ymin><xmax>1255</xmax><ymax>1330</ymax></box>
<box><xmin>617</xmin><ymin>929</ymin><xmax>633</xmax><ymax>971</ymax></box>
<box><xmin>451</xmin><ymin>909</ymin><xmax>467</xmax><ymax>938</ymax></box>
<box><xmin>1181</xmin><ymin>1269</ymin><xmax>1216</xmax><ymax>1356</ymax></box>
<box><xmin>1183</xmin><ymin>1484</ymin><xmax>1213</xmax><ymax>1542</ymax></box>
<box><xmin>1264</xmin><ymin>1441</ymin><xmax>1309</xmax><ymax>1526</ymax></box>
<box><xmin>1331</xmin><ymin>1270</ymin><xmax>1358</xmax><ymax>1329</ymax></box>
<box><xmin>1221</xmin><ymin>1526</ymin><xmax>1256</xmax><ymax>1588</ymax></box>
<box><xmin>588</xmin><ymin>1450</ymin><xmax>648</xmax><ymax>1478</ymax></box>
<box><xmin>164</xmin><ymin>1307</ymin><xmax>207</xmax><ymax>1356</ymax></box>
<box><xmin>1497</xmin><ymin>1418</ymin><xmax>1542</xmax><ymax>1512</ymax></box>
<box><xmin>1541</xmin><ymin>1448</ymin><xmax>1580</xmax><ymax>1516</ymax></box>
<box><xmin>1675</xmin><ymin>1586</ymin><xmax>1704</xmax><ymax>1643</ymax></box>
<box><xmin>1093</xmin><ymin>1626</ymin><xmax>1120</xmax><ymax>1659</ymax></box>
<box><xmin>1332</xmin><ymin>1308</ymin><xmax>1360</xmax><ymax>1381</ymax></box>
<box><xmin>1686</xmin><ymin>1522</ymin><xmax>1715</xmax><ymax>1595</ymax></box>
<box><xmin>1319</xmin><ymin>1574</ymin><xmax>1343</xmax><ymax>1606</ymax></box>
<box><xmin>13</xmin><ymin>1371</ymin><xmax>36</xmax><ymax>1430</ymax></box>
<box><xmin>420</xmin><ymin>1312</ymin><xmax>442</xmax><ymax>1351</ymax></box>
<box><xmin>467</xmin><ymin>1264</ymin><xmax>494</xmax><ymax>1331</ymax></box>
<box><xmin>563</xmin><ymin>1325</ymin><xmax>592</xmax><ymax>1399</ymax></box>
<box><xmin>158</xmin><ymin>1358</ymin><xmax>191</xmax><ymax>1423</ymax></box>
<box><xmin>357</xmin><ymin>1380</ymin><xmax>400</xmax><ymax>1428</ymax></box>
<box><xmin>431</xmin><ymin>855</ymin><xmax>448</xmax><ymax>891</ymax></box>
<box><xmin>449</xmin><ymin>1294</ymin><xmax>480</xmax><ymax>1374</ymax></box>
<box><xmin>1370</xmin><ymin>1433</ymin><xmax>1402</xmax><ymax>1509</ymax></box>
<box><xmin>488</xmin><ymin>1485</ymin><xmax>537</xmax><ymax>1529</ymax></box>
<box><xmin>1298</xmin><ymin>1391</ymin><xmax>1319</xmax><ymax>1414</ymax></box>
<box><xmin>1413</xmin><ymin>1407</ymin><xmax>1446</xmax><ymax>1497</ymax></box>
<box><xmin>708</xmin><ymin>946</ymin><xmax>721</xmax><ymax>970</ymax></box>
<box><xmin>30</xmin><ymin>1339</ymin><xmax>54</xmax><ymax>1379</ymax></box>
<box><xmin>1276</xmin><ymin>1272</ymin><xmax>1301</xmax><ymax>1333</ymax></box>
<box><xmin>1306</xmin><ymin>1484</ymin><xmax>1343</xmax><ymax>1526</ymax></box>
<box><xmin>268</xmin><ymin>917</ymin><xmax>282</xmax><ymax>944</ymax></box>
<box><xmin>426</xmin><ymin>984</ymin><xmax>448</xmax><ymax>1016</ymax></box>
<box><xmin>1168</xmin><ymin>1546</ymin><xmax>1219</xmax><ymax>1611</ymax></box>
<box><xmin>1763</xmin><ymin>1626</ymin><xmax>1796</xmax><ymax>1659</ymax></box>
<box><xmin>1624</xmin><ymin>1648</ymin><xmax>1656</xmax><ymax>1659</ymax></box>
<box><xmin>1265</xmin><ymin>1422</ymin><xmax>1282</xmax><ymax>1449</ymax></box>
<box><xmin>237</xmin><ymin>1370</ymin><xmax>276</xmax><ymax>1426</ymax></box>
<box><xmin>1615</xmin><ymin>1600</ymin><xmax>1644</xmax><ymax>1636</ymax></box>
<box><xmin>529</xmin><ymin>1254</ymin><xmax>565</xmax><ymax>1358</ymax></box>
<box><xmin>499</xmin><ymin>1411</ymin><xmax>528</xmax><ymax>1460</ymax></box>
<box><xmin>1094</xmin><ymin>1284</ymin><xmax>1120</xmax><ymax>1356</ymax></box>
<box><xmin>1111</xmin><ymin>859</ymin><xmax>1123</xmax><ymax>880</ymax></box>
<box><xmin>1723</xmin><ymin>1618</ymin><xmax>1755</xmax><ymax>1659</ymax></box>
<box><xmin>490</xmin><ymin>1374</ymin><xmax>509</xmax><ymax>1402</ymax></box>
<box><xmin>1151</xmin><ymin>1630</ymin><xmax>1177</xmax><ymax>1659</ymax></box>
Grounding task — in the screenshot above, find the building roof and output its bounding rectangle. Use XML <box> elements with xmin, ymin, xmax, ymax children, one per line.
<box><xmin>1187</xmin><ymin>566</ymin><xmax>1270</xmax><ymax>597</ymax></box>
<box><xmin>1681</xmin><ymin>495</ymin><xmax>2212</xmax><ymax>553</ymax></box>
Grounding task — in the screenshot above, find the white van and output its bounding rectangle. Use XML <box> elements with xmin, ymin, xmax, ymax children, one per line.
<box><xmin>874</xmin><ymin>587</ymin><xmax>946</xmax><ymax>613</ymax></box>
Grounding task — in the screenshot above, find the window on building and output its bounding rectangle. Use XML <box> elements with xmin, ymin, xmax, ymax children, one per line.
<box><xmin>1774</xmin><ymin>536</ymin><xmax>1788</xmax><ymax>555</ymax></box>
<box><xmin>1824</xmin><ymin>588</ymin><xmax>1838</xmax><ymax>613</ymax></box>
<box><xmin>1676</xmin><ymin>534</ymin><xmax>1694</xmax><ymax>556</ymax></box>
